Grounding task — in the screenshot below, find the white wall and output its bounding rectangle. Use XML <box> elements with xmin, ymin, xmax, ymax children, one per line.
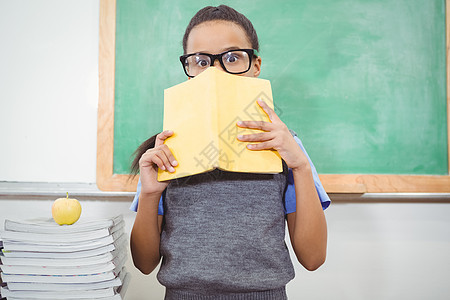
<box><xmin>0</xmin><ymin>0</ymin><xmax>98</xmax><ymax>182</ymax></box>
<box><xmin>0</xmin><ymin>1</ymin><xmax>449</xmax><ymax>300</ymax></box>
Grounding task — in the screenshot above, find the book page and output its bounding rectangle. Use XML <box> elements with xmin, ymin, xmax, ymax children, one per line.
<box><xmin>215</xmin><ymin>69</ymin><xmax>282</xmax><ymax>173</ymax></box>
<box><xmin>158</xmin><ymin>69</ymin><xmax>217</xmax><ymax>181</ymax></box>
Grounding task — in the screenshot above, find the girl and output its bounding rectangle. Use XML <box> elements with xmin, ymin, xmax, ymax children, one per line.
<box><xmin>130</xmin><ymin>5</ymin><xmax>330</xmax><ymax>300</ymax></box>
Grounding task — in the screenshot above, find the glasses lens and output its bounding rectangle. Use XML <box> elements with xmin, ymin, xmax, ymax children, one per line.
<box><xmin>182</xmin><ymin>50</ymin><xmax>253</xmax><ymax>77</ymax></box>
<box><xmin>185</xmin><ymin>54</ymin><xmax>211</xmax><ymax>77</ymax></box>
<box><xmin>222</xmin><ymin>50</ymin><xmax>250</xmax><ymax>73</ymax></box>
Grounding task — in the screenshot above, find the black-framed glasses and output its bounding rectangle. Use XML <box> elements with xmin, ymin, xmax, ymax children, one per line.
<box><xmin>180</xmin><ymin>49</ymin><xmax>258</xmax><ymax>78</ymax></box>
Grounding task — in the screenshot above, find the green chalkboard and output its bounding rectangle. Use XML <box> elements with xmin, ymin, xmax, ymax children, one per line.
<box><xmin>113</xmin><ymin>0</ymin><xmax>448</xmax><ymax>176</ymax></box>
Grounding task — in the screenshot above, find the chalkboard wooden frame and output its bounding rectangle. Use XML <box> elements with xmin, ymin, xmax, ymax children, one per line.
<box><xmin>97</xmin><ymin>0</ymin><xmax>450</xmax><ymax>193</ymax></box>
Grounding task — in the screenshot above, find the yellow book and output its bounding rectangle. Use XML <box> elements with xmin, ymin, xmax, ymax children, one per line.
<box><xmin>158</xmin><ymin>67</ymin><xmax>282</xmax><ymax>181</ymax></box>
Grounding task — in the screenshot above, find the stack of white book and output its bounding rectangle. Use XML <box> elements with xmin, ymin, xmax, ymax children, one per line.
<box><xmin>0</xmin><ymin>215</ymin><xmax>129</xmax><ymax>300</ymax></box>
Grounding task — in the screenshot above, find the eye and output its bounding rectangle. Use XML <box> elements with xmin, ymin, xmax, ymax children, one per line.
<box><xmin>195</xmin><ymin>56</ymin><xmax>210</xmax><ymax>68</ymax></box>
<box><xmin>224</xmin><ymin>53</ymin><xmax>239</xmax><ymax>63</ymax></box>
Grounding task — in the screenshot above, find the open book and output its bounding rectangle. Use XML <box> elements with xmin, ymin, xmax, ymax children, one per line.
<box><xmin>158</xmin><ymin>67</ymin><xmax>282</xmax><ymax>181</ymax></box>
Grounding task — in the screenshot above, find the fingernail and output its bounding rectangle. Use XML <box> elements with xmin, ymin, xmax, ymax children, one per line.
<box><xmin>160</xmin><ymin>165</ymin><xmax>166</xmax><ymax>171</ymax></box>
<box><xmin>237</xmin><ymin>121</ymin><xmax>242</xmax><ymax>126</ymax></box>
<box><xmin>169</xmin><ymin>166</ymin><xmax>175</xmax><ymax>173</ymax></box>
<box><xmin>172</xmin><ymin>160</ymin><xmax>178</xmax><ymax>166</ymax></box>
<box><xmin>247</xmin><ymin>144</ymin><xmax>254</xmax><ymax>149</ymax></box>
<box><xmin>237</xmin><ymin>135</ymin><xmax>244</xmax><ymax>140</ymax></box>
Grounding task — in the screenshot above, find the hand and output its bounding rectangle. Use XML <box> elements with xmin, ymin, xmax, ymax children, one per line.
<box><xmin>139</xmin><ymin>130</ymin><xmax>177</xmax><ymax>195</ymax></box>
<box><xmin>237</xmin><ymin>100</ymin><xmax>309</xmax><ymax>171</ymax></box>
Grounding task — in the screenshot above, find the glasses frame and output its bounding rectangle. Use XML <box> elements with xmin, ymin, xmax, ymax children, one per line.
<box><xmin>179</xmin><ymin>49</ymin><xmax>259</xmax><ymax>78</ymax></box>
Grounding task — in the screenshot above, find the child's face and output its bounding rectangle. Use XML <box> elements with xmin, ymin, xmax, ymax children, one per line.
<box><xmin>185</xmin><ymin>21</ymin><xmax>261</xmax><ymax>78</ymax></box>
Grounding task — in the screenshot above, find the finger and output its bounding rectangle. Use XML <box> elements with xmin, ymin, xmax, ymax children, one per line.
<box><xmin>246</xmin><ymin>141</ymin><xmax>274</xmax><ymax>151</ymax></box>
<box><xmin>237</xmin><ymin>120</ymin><xmax>274</xmax><ymax>131</ymax></box>
<box><xmin>150</xmin><ymin>154</ymin><xmax>166</xmax><ymax>171</ymax></box>
<box><xmin>140</xmin><ymin>146</ymin><xmax>177</xmax><ymax>172</ymax></box>
<box><xmin>154</xmin><ymin>150</ymin><xmax>176</xmax><ymax>173</ymax></box>
<box><xmin>155</xmin><ymin>130</ymin><xmax>174</xmax><ymax>147</ymax></box>
<box><xmin>160</xmin><ymin>144</ymin><xmax>178</xmax><ymax>167</ymax></box>
<box><xmin>257</xmin><ymin>99</ymin><xmax>281</xmax><ymax>123</ymax></box>
<box><xmin>140</xmin><ymin>150</ymin><xmax>165</xmax><ymax>170</ymax></box>
<box><xmin>237</xmin><ymin>131</ymin><xmax>274</xmax><ymax>142</ymax></box>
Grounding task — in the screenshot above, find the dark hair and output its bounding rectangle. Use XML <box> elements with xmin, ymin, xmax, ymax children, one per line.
<box><xmin>130</xmin><ymin>134</ymin><xmax>156</xmax><ymax>176</ymax></box>
<box><xmin>131</xmin><ymin>5</ymin><xmax>259</xmax><ymax>175</ymax></box>
<box><xmin>182</xmin><ymin>5</ymin><xmax>259</xmax><ymax>54</ymax></box>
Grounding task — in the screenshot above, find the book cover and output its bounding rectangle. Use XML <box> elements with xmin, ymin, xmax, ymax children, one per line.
<box><xmin>5</xmin><ymin>267</ymin><xmax>128</xmax><ymax>291</ymax></box>
<box><xmin>158</xmin><ymin>67</ymin><xmax>282</xmax><ymax>181</ymax></box>
<box><xmin>0</xmin><ymin>227</ymin><xmax>113</xmax><ymax>244</ymax></box>
<box><xmin>0</xmin><ymin>248</ymin><xmax>127</xmax><ymax>276</ymax></box>
<box><xmin>1</xmin><ymin>242</ymin><xmax>118</xmax><ymax>259</ymax></box>
<box><xmin>0</xmin><ymin>269</ymin><xmax>118</xmax><ymax>284</ymax></box>
<box><xmin>3</xmin><ymin>215</ymin><xmax>123</xmax><ymax>234</ymax></box>
<box><xmin>0</xmin><ymin>285</ymin><xmax>117</xmax><ymax>299</ymax></box>
<box><xmin>1</xmin><ymin>226</ymin><xmax>124</xmax><ymax>252</ymax></box>
<box><xmin>0</xmin><ymin>244</ymin><xmax>125</xmax><ymax>267</ymax></box>
<box><xmin>4</xmin><ymin>295</ymin><xmax>124</xmax><ymax>300</ymax></box>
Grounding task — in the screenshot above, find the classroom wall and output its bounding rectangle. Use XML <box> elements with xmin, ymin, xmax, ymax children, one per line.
<box><xmin>1</xmin><ymin>1</ymin><xmax>449</xmax><ymax>300</ymax></box>
<box><xmin>0</xmin><ymin>0</ymin><xmax>98</xmax><ymax>182</ymax></box>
